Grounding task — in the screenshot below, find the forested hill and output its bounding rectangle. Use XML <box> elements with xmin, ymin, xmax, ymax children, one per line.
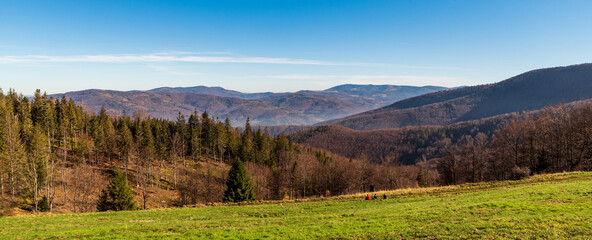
<box><xmin>148</xmin><ymin>86</ymin><xmax>274</xmax><ymax>100</ymax></box>
<box><xmin>55</xmin><ymin>89</ymin><xmax>321</xmax><ymax>126</ymax></box>
<box><xmin>289</xmin><ymin>114</ymin><xmax>511</xmax><ymax>165</ymax></box>
<box><xmin>0</xmin><ymin>89</ymin><xmax>425</xmax><ymax>214</ymax></box>
<box><xmin>3</xmin><ymin>87</ymin><xmax>592</xmax><ymax>215</ymax></box>
<box><xmin>290</xmin><ymin>100</ymin><xmax>592</xmax><ymax>186</ymax></box>
<box><xmin>53</xmin><ymin>84</ymin><xmax>446</xmax><ymax>126</ymax></box>
<box><xmin>325</xmin><ymin>63</ymin><xmax>592</xmax><ymax>130</ymax></box>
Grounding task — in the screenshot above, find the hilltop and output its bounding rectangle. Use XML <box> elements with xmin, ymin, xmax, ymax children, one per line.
<box><xmin>326</xmin><ymin>63</ymin><xmax>592</xmax><ymax>130</ymax></box>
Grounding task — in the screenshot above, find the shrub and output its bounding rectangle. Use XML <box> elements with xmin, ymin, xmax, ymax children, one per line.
<box><xmin>511</xmin><ymin>166</ymin><xmax>531</xmax><ymax>180</ymax></box>
<box><xmin>38</xmin><ymin>196</ymin><xmax>50</xmax><ymax>212</ymax></box>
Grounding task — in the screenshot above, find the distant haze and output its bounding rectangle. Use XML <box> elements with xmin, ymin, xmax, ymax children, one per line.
<box><xmin>54</xmin><ymin>84</ymin><xmax>447</xmax><ymax>126</ymax></box>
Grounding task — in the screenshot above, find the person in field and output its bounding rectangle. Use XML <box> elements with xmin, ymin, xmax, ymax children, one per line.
<box><xmin>365</xmin><ymin>194</ymin><xmax>371</xmax><ymax>200</ymax></box>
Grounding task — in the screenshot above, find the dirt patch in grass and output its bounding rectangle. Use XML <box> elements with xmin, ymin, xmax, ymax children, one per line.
<box><xmin>129</xmin><ymin>219</ymin><xmax>155</xmax><ymax>223</ymax></box>
<box><xmin>540</xmin><ymin>199</ymin><xmax>575</xmax><ymax>205</ymax></box>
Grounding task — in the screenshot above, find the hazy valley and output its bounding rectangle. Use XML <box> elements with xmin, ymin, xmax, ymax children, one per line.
<box><xmin>55</xmin><ymin>84</ymin><xmax>446</xmax><ymax>126</ymax></box>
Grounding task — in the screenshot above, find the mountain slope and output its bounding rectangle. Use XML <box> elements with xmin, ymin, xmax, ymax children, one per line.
<box><xmin>327</xmin><ymin>63</ymin><xmax>592</xmax><ymax>130</ymax></box>
<box><xmin>149</xmin><ymin>86</ymin><xmax>274</xmax><ymax>100</ymax></box>
<box><xmin>58</xmin><ymin>89</ymin><xmax>318</xmax><ymax>125</ymax></box>
<box><xmin>325</xmin><ymin>84</ymin><xmax>447</xmax><ymax>104</ymax></box>
<box><xmin>56</xmin><ymin>84</ymin><xmax>446</xmax><ymax>126</ymax></box>
<box><xmin>289</xmin><ymin>114</ymin><xmax>510</xmax><ymax>165</ymax></box>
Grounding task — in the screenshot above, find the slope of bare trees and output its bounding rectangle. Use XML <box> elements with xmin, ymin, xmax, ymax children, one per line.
<box><xmin>292</xmin><ymin>101</ymin><xmax>592</xmax><ymax>187</ymax></box>
<box><xmin>289</xmin><ymin>115</ymin><xmax>509</xmax><ymax>165</ymax></box>
<box><xmin>437</xmin><ymin>102</ymin><xmax>592</xmax><ymax>184</ymax></box>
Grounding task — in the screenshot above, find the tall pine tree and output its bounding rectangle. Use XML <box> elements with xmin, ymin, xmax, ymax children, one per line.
<box><xmin>26</xmin><ymin>126</ymin><xmax>49</xmax><ymax>212</ymax></box>
<box><xmin>223</xmin><ymin>158</ymin><xmax>255</xmax><ymax>203</ymax></box>
<box><xmin>1</xmin><ymin>98</ymin><xmax>26</xmax><ymax>198</ymax></box>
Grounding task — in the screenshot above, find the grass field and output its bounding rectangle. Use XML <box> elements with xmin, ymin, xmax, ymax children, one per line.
<box><xmin>1</xmin><ymin>172</ymin><xmax>591</xmax><ymax>239</ymax></box>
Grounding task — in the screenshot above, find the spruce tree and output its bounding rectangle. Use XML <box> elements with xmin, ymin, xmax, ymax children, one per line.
<box><xmin>38</xmin><ymin>195</ymin><xmax>50</xmax><ymax>212</ymax></box>
<box><xmin>223</xmin><ymin>118</ymin><xmax>237</xmax><ymax>159</ymax></box>
<box><xmin>188</xmin><ymin>111</ymin><xmax>202</xmax><ymax>161</ymax></box>
<box><xmin>239</xmin><ymin>118</ymin><xmax>254</xmax><ymax>162</ymax></box>
<box><xmin>223</xmin><ymin>158</ymin><xmax>256</xmax><ymax>203</ymax></box>
<box><xmin>117</xmin><ymin>123</ymin><xmax>133</xmax><ymax>174</ymax></box>
<box><xmin>97</xmin><ymin>168</ymin><xmax>136</xmax><ymax>211</ymax></box>
<box><xmin>27</xmin><ymin>126</ymin><xmax>49</xmax><ymax>212</ymax></box>
<box><xmin>1</xmin><ymin>102</ymin><xmax>26</xmax><ymax>198</ymax></box>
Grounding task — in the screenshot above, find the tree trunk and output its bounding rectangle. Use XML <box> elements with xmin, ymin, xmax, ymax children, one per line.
<box><xmin>62</xmin><ymin>133</ymin><xmax>68</xmax><ymax>206</ymax></box>
<box><xmin>9</xmin><ymin>154</ymin><xmax>15</xmax><ymax>199</ymax></box>
<box><xmin>1</xmin><ymin>173</ymin><xmax>4</xmax><ymax>198</ymax></box>
<box><xmin>48</xmin><ymin>129</ymin><xmax>53</xmax><ymax>212</ymax></box>
<box><xmin>33</xmin><ymin>165</ymin><xmax>39</xmax><ymax>213</ymax></box>
<box><xmin>173</xmin><ymin>157</ymin><xmax>177</xmax><ymax>189</ymax></box>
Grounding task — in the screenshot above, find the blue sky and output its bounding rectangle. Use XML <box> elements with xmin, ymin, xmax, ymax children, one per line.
<box><xmin>1</xmin><ymin>0</ymin><xmax>591</xmax><ymax>94</ymax></box>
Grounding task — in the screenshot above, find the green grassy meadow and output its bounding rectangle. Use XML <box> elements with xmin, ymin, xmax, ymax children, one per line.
<box><xmin>1</xmin><ymin>172</ymin><xmax>591</xmax><ymax>239</ymax></box>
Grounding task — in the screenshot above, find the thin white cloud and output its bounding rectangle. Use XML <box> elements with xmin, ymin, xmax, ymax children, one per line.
<box><xmin>0</xmin><ymin>53</ymin><xmax>350</xmax><ymax>65</ymax></box>
<box><xmin>0</xmin><ymin>52</ymin><xmax>469</xmax><ymax>71</ymax></box>
<box><xmin>269</xmin><ymin>74</ymin><xmax>467</xmax><ymax>87</ymax></box>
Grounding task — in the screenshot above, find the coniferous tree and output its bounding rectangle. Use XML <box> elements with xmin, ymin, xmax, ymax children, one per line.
<box><xmin>239</xmin><ymin>118</ymin><xmax>254</xmax><ymax>162</ymax></box>
<box><xmin>38</xmin><ymin>195</ymin><xmax>50</xmax><ymax>212</ymax></box>
<box><xmin>201</xmin><ymin>111</ymin><xmax>215</xmax><ymax>156</ymax></box>
<box><xmin>55</xmin><ymin>96</ymin><xmax>72</xmax><ymax>205</ymax></box>
<box><xmin>137</xmin><ymin>120</ymin><xmax>155</xmax><ymax>189</ymax></box>
<box><xmin>223</xmin><ymin>158</ymin><xmax>256</xmax><ymax>203</ymax></box>
<box><xmin>1</xmin><ymin>99</ymin><xmax>26</xmax><ymax>198</ymax></box>
<box><xmin>153</xmin><ymin>120</ymin><xmax>168</xmax><ymax>162</ymax></box>
<box><xmin>26</xmin><ymin>125</ymin><xmax>50</xmax><ymax>212</ymax></box>
<box><xmin>93</xmin><ymin>108</ymin><xmax>116</xmax><ymax>163</ymax></box>
<box><xmin>97</xmin><ymin>168</ymin><xmax>136</xmax><ymax>211</ymax></box>
<box><xmin>271</xmin><ymin>134</ymin><xmax>291</xmax><ymax>167</ymax></box>
<box><xmin>223</xmin><ymin>118</ymin><xmax>237</xmax><ymax>160</ymax></box>
<box><xmin>214</xmin><ymin>121</ymin><xmax>227</xmax><ymax>161</ymax></box>
<box><xmin>188</xmin><ymin>111</ymin><xmax>201</xmax><ymax>162</ymax></box>
<box><xmin>117</xmin><ymin>122</ymin><xmax>133</xmax><ymax>174</ymax></box>
<box><xmin>174</xmin><ymin>113</ymin><xmax>187</xmax><ymax>166</ymax></box>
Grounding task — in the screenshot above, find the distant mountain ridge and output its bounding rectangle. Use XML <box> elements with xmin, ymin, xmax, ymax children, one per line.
<box><xmin>55</xmin><ymin>84</ymin><xmax>446</xmax><ymax>126</ymax></box>
<box><xmin>326</xmin><ymin>63</ymin><xmax>592</xmax><ymax>130</ymax></box>
<box><xmin>148</xmin><ymin>86</ymin><xmax>275</xmax><ymax>100</ymax></box>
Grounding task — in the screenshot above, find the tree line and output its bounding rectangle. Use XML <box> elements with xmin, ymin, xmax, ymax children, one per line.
<box><xmin>5</xmin><ymin>88</ymin><xmax>588</xmax><ymax>214</ymax></box>
<box><xmin>290</xmin><ymin>101</ymin><xmax>592</xmax><ymax>189</ymax></box>
<box><xmin>0</xmin><ymin>89</ymin><xmax>421</xmax><ymax>214</ymax></box>
<box><xmin>435</xmin><ymin>102</ymin><xmax>592</xmax><ymax>185</ymax></box>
